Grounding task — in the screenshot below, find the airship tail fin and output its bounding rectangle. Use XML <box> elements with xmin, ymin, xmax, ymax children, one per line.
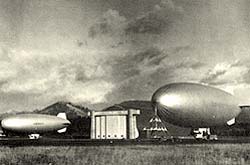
<box><xmin>57</xmin><ymin>127</ymin><xmax>67</xmax><ymax>133</ymax></box>
<box><xmin>57</xmin><ymin>113</ymin><xmax>67</xmax><ymax>120</ymax></box>
<box><xmin>57</xmin><ymin>113</ymin><xmax>68</xmax><ymax>133</ymax></box>
<box><xmin>227</xmin><ymin>118</ymin><xmax>235</xmax><ymax>126</ymax></box>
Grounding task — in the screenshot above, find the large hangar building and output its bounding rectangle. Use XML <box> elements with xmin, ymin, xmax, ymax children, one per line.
<box><xmin>90</xmin><ymin>109</ymin><xmax>140</xmax><ymax>139</ymax></box>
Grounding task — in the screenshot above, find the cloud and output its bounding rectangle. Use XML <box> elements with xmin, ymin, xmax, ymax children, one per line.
<box><xmin>105</xmin><ymin>71</ymin><xmax>165</xmax><ymax>103</ymax></box>
<box><xmin>126</xmin><ymin>0</ymin><xmax>183</xmax><ymax>35</ymax></box>
<box><xmin>200</xmin><ymin>63</ymin><xmax>229</xmax><ymax>85</ymax></box>
<box><xmin>106</xmin><ymin>47</ymin><xmax>167</xmax><ymax>82</ymax></box>
<box><xmin>174</xmin><ymin>60</ymin><xmax>204</xmax><ymax>70</ymax></box>
<box><xmin>89</xmin><ymin>0</ymin><xmax>183</xmax><ymax>41</ymax></box>
<box><xmin>171</xmin><ymin>45</ymin><xmax>192</xmax><ymax>54</ymax></box>
<box><xmin>243</xmin><ymin>70</ymin><xmax>250</xmax><ymax>84</ymax></box>
<box><xmin>88</xmin><ymin>9</ymin><xmax>127</xmax><ymax>38</ymax></box>
<box><xmin>201</xmin><ymin>61</ymin><xmax>248</xmax><ymax>85</ymax></box>
<box><xmin>114</xmin><ymin>47</ymin><xmax>166</xmax><ymax>68</ymax></box>
<box><xmin>0</xmin><ymin>45</ymin><xmax>114</xmax><ymax>105</ymax></box>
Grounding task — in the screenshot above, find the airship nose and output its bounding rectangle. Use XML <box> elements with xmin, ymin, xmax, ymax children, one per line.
<box><xmin>151</xmin><ymin>90</ymin><xmax>163</xmax><ymax>105</ymax></box>
<box><xmin>152</xmin><ymin>90</ymin><xmax>182</xmax><ymax>109</ymax></box>
<box><xmin>158</xmin><ymin>94</ymin><xmax>182</xmax><ymax>108</ymax></box>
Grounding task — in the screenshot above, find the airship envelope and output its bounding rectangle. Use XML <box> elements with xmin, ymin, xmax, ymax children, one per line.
<box><xmin>1</xmin><ymin>114</ymin><xmax>71</xmax><ymax>133</ymax></box>
<box><xmin>152</xmin><ymin>83</ymin><xmax>241</xmax><ymax>127</ymax></box>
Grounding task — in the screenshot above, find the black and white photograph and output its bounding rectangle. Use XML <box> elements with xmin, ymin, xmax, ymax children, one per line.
<box><xmin>0</xmin><ymin>0</ymin><xmax>250</xmax><ymax>164</ymax></box>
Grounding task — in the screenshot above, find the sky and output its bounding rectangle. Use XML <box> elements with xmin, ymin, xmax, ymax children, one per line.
<box><xmin>0</xmin><ymin>0</ymin><xmax>250</xmax><ymax>112</ymax></box>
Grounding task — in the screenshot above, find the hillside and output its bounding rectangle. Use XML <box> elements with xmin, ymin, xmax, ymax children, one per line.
<box><xmin>37</xmin><ymin>101</ymin><xmax>90</xmax><ymax>120</ymax></box>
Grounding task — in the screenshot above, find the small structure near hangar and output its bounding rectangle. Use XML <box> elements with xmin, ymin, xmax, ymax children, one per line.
<box><xmin>90</xmin><ymin>109</ymin><xmax>140</xmax><ymax>139</ymax></box>
<box><xmin>142</xmin><ymin>115</ymin><xmax>169</xmax><ymax>139</ymax></box>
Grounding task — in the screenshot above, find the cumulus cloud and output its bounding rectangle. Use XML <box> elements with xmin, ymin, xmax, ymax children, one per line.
<box><xmin>241</xmin><ymin>60</ymin><xmax>250</xmax><ymax>83</ymax></box>
<box><xmin>200</xmin><ymin>63</ymin><xmax>229</xmax><ymax>85</ymax></box>
<box><xmin>173</xmin><ymin>60</ymin><xmax>204</xmax><ymax>70</ymax></box>
<box><xmin>126</xmin><ymin>0</ymin><xmax>183</xmax><ymax>34</ymax></box>
<box><xmin>201</xmin><ymin>61</ymin><xmax>248</xmax><ymax>85</ymax></box>
<box><xmin>88</xmin><ymin>9</ymin><xmax>127</xmax><ymax>38</ymax></box>
<box><xmin>0</xmin><ymin>45</ymin><xmax>114</xmax><ymax>105</ymax></box>
<box><xmin>171</xmin><ymin>45</ymin><xmax>192</xmax><ymax>54</ymax></box>
<box><xmin>89</xmin><ymin>0</ymin><xmax>183</xmax><ymax>41</ymax></box>
<box><xmin>106</xmin><ymin>47</ymin><xmax>167</xmax><ymax>82</ymax></box>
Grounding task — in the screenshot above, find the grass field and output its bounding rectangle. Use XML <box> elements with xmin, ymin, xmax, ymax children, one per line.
<box><xmin>0</xmin><ymin>144</ymin><xmax>249</xmax><ymax>165</ymax></box>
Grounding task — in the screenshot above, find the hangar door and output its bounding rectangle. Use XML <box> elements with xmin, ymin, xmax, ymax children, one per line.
<box><xmin>95</xmin><ymin>115</ymin><xmax>127</xmax><ymax>139</ymax></box>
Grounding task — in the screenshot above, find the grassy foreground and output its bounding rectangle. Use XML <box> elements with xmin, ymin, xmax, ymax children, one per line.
<box><xmin>0</xmin><ymin>144</ymin><xmax>249</xmax><ymax>165</ymax></box>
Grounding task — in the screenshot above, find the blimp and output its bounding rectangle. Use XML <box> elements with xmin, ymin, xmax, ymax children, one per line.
<box><xmin>1</xmin><ymin>113</ymin><xmax>71</xmax><ymax>139</ymax></box>
<box><xmin>151</xmin><ymin>82</ymin><xmax>241</xmax><ymax>139</ymax></box>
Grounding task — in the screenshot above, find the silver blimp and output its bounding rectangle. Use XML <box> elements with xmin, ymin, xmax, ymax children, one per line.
<box><xmin>152</xmin><ymin>82</ymin><xmax>241</xmax><ymax>127</ymax></box>
<box><xmin>1</xmin><ymin>113</ymin><xmax>70</xmax><ymax>134</ymax></box>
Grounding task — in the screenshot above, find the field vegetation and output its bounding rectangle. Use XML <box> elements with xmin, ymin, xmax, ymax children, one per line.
<box><xmin>0</xmin><ymin>144</ymin><xmax>249</xmax><ymax>165</ymax></box>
